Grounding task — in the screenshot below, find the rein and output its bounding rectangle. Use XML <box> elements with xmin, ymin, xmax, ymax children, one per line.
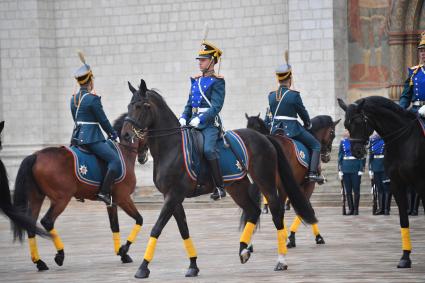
<box><xmin>124</xmin><ymin>116</ymin><xmax>191</xmax><ymax>140</ymax></box>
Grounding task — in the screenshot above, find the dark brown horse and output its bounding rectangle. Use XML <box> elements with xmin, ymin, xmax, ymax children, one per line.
<box><xmin>123</xmin><ymin>79</ymin><xmax>317</xmax><ymax>279</ymax></box>
<box><xmin>12</xmin><ymin>115</ymin><xmax>148</xmax><ymax>271</ymax></box>
<box><xmin>245</xmin><ymin>114</ymin><xmax>340</xmax><ymax>247</ymax></box>
<box><xmin>0</xmin><ymin>121</ymin><xmax>49</xmax><ymax>241</ymax></box>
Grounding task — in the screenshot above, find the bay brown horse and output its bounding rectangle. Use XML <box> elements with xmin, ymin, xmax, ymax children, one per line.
<box><xmin>12</xmin><ymin>114</ymin><xmax>148</xmax><ymax>271</ymax></box>
<box><xmin>245</xmin><ymin>114</ymin><xmax>340</xmax><ymax>248</ymax></box>
<box><xmin>338</xmin><ymin>96</ymin><xmax>425</xmax><ymax>268</ymax></box>
<box><xmin>0</xmin><ymin>121</ymin><xmax>49</xmax><ymax>240</ymax></box>
<box><xmin>123</xmin><ymin>79</ymin><xmax>317</xmax><ymax>279</ymax></box>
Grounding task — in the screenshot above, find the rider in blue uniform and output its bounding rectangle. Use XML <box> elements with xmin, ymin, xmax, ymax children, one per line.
<box><xmin>368</xmin><ymin>133</ymin><xmax>391</xmax><ymax>215</ymax></box>
<box><xmin>264</xmin><ymin>51</ymin><xmax>323</xmax><ymax>182</ymax></box>
<box><xmin>179</xmin><ymin>40</ymin><xmax>226</xmax><ymax>201</ymax></box>
<box><xmin>338</xmin><ymin>130</ymin><xmax>366</xmax><ymax>215</ymax></box>
<box><xmin>70</xmin><ymin>51</ymin><xmax>119</xmax><ymax>206</ymax></box>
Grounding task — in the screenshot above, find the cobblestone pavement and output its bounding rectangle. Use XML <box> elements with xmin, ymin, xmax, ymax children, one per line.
<box><xmin>0</xmin><ymin>200</ymin><xmax>424</xmax><ymax>282</ymax></box>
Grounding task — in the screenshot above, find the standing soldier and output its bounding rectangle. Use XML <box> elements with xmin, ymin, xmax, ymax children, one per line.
<box><xmin>368</xmin><ymin>132</ymin><xmax>391</xmax><ymax>215</ymax></box>
<box><xmin>338</xmin><ymin>130</ymin><xmax>366</xmax><ymax>215</ymax></box>
<box><xmin>264</xmin><ymin>51</ymin><xmax>323</xmax><ymax>182</ymax></box>
<box><xmin>70</xmin><ymin>51</ymin><xmax>120</xmax><ymax>206</ymax></box>
<box><xmin>179</xmin><ymin>39</ymin><xmax>226</xmax><ymax>201</ymax></box>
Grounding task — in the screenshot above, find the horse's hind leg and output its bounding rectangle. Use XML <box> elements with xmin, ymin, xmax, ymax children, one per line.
<box><xmin>115</xmin><ymin>198</ymin><xmax>143</xmax><ymax>263</ymax></box>
<box><xmin>173</xmin><ymin>203</ymin><xmax>199</xmax><ymax>277</ymax></box>
<box><xmin>27</xmin><ymin>192</ymin><xmax>49</xmax><ymax>271</ymax></box>
<box><xmin>40</xmin><ymin>197</ymin><xmax>71</xmax><ymax>267</ymax></box>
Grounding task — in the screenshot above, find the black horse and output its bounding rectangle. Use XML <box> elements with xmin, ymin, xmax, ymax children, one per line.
<box><xmin>338</xmin><ymin>96</ymin><xmax>425</xmax><ymax>268</ymax></box>
<box><xmin>123</xmin><ymin>80</ymin><xmax>317</xmax><ymax>279</ymax></box>
<box><xmin>0</xmin><ymin>121</ymin><xmax>48</xmax><ymax>241</ymax></box>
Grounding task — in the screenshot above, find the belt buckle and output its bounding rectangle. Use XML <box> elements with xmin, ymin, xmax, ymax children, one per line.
<box><xmin>192</xmin><ymin>107</ymin><xmax>198</xmax><ymax>114</ymax></box>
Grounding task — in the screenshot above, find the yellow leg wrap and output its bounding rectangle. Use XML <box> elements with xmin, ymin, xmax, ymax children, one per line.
<box><xmin>183</xmin><ymin>238</ymin><xmax>197</xmax><ymax>258</ymax></box>
<box><xmin>49</xmin><ymin>229</ymin><xmax>64</xmax><ymax>251</ymax></box>
<box><xmin>240</xmin><ymin>222</ymin><xmax>256</xmax><ymax>244</ymax></box>
<box><xmin>144</xmin><ymin>237</ymin><xmax>158</xmax><ymax>262</ymax></box>
<box><xmin>312</xmin><ymin>223</ymin><xmax>320</xmax><ymax>236</ymax></box>
<box><xmin>28</xmin><ymin>237</ymin><xmax>40</xmax><ymax>262</ymax></box>
<box><xmin>290</xmin><ymin>215</ymin><xmax>302</xmax><ymax>233</ymax></box>
<box><xmin>401</xmin><ymin>228</ymin><xmax>412</xmax><ymax>251</ymax></box>
<box><xmin>113</xmin><ymin>232</ymin><xmax>121</xmax><ymax>254</ymax></box>
<box><xmin>277</xmin><ymin>229</ymin><xmax>287</xmax><ymax>255</ymax></box>
<box><xmin>263</xmin><ymin>195</ymin><xmax>268</xmax><ymax>205</ymax></box>
<box><xmin>127</xmin><ymin>224</ymin><xmax>142</xmax><ymax>243</ymax></box>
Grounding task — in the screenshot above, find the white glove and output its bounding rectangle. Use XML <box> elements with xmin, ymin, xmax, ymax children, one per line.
<box><xmin>179</xmin><ymin>118</ymin><xmax>186</xmax><ymax>127</ymax></box>
<box><xmin>419</xmin><ymin>105</ymin><xmax>425</xmax><ymax>117</ymax></box>
<box><xmin>338</xmin><ymin>171</ymin><xmax>343</xmax><ymax>180</ymax></box>
<box><xmin>368</xmin><ymin>170</ymin><xmax>374</xmax><ymax>177</ymax></box>
<box><xmin>189</xmin><ymin>117</ymin><xmax>200</xmax><ymax>128</ymax></box>
<box><xmin>358</xmin><ymin>171</ymin><xmax>364</xmax><ymax>176</ymax></box>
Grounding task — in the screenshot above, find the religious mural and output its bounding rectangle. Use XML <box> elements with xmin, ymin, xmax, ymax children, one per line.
<box><xmin>348</xmin><ymin>0</ymin><xmax>392</xmax><ymax>102</ymax></box>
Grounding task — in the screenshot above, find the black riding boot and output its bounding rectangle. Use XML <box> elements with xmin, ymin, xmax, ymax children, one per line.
<box><xmin>208</xmin><ymin>159</ymin><xmax>226</xmax><ymax>201</ymax></box>
<box><xmin>346</xmin><ymin>193</ymin><xmax>354</xmax><ymax>215</ymax></box>
<box><xmin>307</xmin><ymin>151</ymin><xmax>324</xmax><ymax>183</ymax></box>
<box><xmin>384</xmin><ymin>192</ymin><xmax>391</xmax><ymax>215</ymax></box>
<box><xmin>97</xmin><ymin>169</ymin><xmax>116</xmax><ymax>206</ymax></box>
<box><xmin>353</xmin><ymin>193</ymin><xmax>360</xmax><ymax>215</ymax></box>
<box><xmin>375</xmin><ymin>192</ymin><xmax>384</xmax><ymax>215</ymax></box>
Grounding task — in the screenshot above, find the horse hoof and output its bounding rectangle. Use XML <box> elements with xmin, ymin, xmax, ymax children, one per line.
<box><xmin>315</xmin><ymin>235</ymin><xmax>325</xmax><ymax>245</ymax></box>
<box><xmin>54</xmin><ymin>250</ymin><xmax>64</xmax><ymax>266</ymax></box>
<box><xmin>134</xmin><ymin>266</ymin><xmax>150</xmax><ymax>279</ymax></box>
<box><xmin>118</xmin><ymin>244</ymin><xmax>129</xmax><ymax>257</ymax></box>
<box><xmin>185</xmin><ymin>267</ymin><xmax>199</xmax><ymax>277</ymax></box>
<box><xmin>121</xmin><ymin>254</ymin><xmax>133</xmax><ymax>263</ymax></box>
<box><xmin>247</xmin><ymin>244</ymin><xmax>254</xmax><ymax>253</ymax></box>
<box><xmin>36</xmin><ymin>259</ymin><xmax>49</xmax><ymax>271</ymax></box>
<box><xmin>397</xmin><ymin>258</ymin><xmax>412</xmax><ymax>268</ymax></box>
<box><xmin>274</xmin><ymin>262</ymin><xmax>288</xmax><ymax>271</ymax></box>
<box><xmin>240</xmin><ymin>248</ymin><xmax>251</xmax><ymax>264</ymax></box>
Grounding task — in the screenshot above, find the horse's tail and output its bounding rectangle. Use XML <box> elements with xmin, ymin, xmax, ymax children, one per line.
<box><xmin>239</xmin><ymin>183</ymin><xmax>261</xmax><ymax>230</ymax></box>
<box><xmin>12</xmin><ymin>154</ymin><xmax>48</xmax><ymax>241</ymax></box>
<box><xmin>267</xmin><ymin>136</ymin><xmax>317</xmax><ymax>224</ymax></box>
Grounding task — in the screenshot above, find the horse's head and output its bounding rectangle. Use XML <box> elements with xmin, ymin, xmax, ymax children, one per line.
<box><xmin>245</xmin><ymin>113</ymin><xmax>269</xmax><ymax>135</ymax></box>
<box><xmin>338</xmin><ymin>98</ymin><xmax>373</xmax><ymax>158</ymax></box>
<box><xmin>311</xmin><ymin>116</ymin><xmax>340</xmax><ymax>163</ymax></box>
<box><xmin>0</xmin><ymin>121</ymin><xmax>4</xmax><ymax>151</ymax></box>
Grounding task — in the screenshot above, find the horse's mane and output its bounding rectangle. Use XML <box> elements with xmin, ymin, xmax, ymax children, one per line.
<box><xmin>359</xmin><ymin>96</ymin><xmax>416</xmax><ymax>120</ymax></box>
<box><xmin>145</xmin><ymin>89</ymin><xmax>178</xmax><ymax>121</ymax></box>
<box><xmin>310</xmin><ymin>115</ymin><xmax>334</xmax><ymax>133</ymax></box>
<box><xmin>113</xmin><ymin>113</ymin><xmax>128</xmax><ymax>137</ymax></box>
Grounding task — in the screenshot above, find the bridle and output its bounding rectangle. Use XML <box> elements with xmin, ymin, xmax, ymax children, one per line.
<box><xmin>124</xmin><ymin>116</ymin><xmax>190</xmax><ymax>140</ymax></box>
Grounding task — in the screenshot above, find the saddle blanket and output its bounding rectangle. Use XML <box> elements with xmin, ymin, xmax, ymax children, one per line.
<box><xmin>182</xmin><ymin>130</ymin><xmax>249</xmax><ymax>182</ymax></box>
<box><xmin>64</xmin><ymin>140</ymin><xmax>126</xmax><ymax>187</ymax></box>
<box><xmin>275</xmin><ymin>134</ymin><xmax>310</xmax><ymax>168</ymax></box>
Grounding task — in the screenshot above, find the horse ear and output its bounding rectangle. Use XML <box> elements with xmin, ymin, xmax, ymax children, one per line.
<box><xmin>257</xmin><ymin>113</ymin><xmax>260</xmax><ymax>118</ymax></box>
<box><xmin>245</xmin><ymin>113</ymin><xmax>249</xmax><ymax>120</ymax></box>
<box><xmin>337</xmin><ymin>98</ymin><xmax>347</xmax><ymax>112</ymax></box>
<box><xmin>128</xmin><ymin>81</ymin><xmax>136</xmax><ymax>94</ymax></box>
<box><xmin>334</xmin><ymin>119</ymin><xmax>341</xmax><ymax>126</ymax></box>
<box><xmin>357</xmin><ymin>99</ymin><xmax>365</xmax><ymax>110</ymax></box>
<box><xmin>0</xmin><ymin>121</ymin><xmax>4</xmax><ymax>133</ymax></box>
<box><xmin>139</xmin><ymin>79</ymin><xmax>147</xmax><ymax>95</ymax></box>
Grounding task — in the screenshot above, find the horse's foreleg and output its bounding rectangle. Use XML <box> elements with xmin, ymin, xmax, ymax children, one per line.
<box><xmin>268</xmin><ymin>194</ymin><xmax>288</xmax><ymax>271</ymax></box>
<box><xmin>40</xmin><ymin>198</ymin><xmax>70</xmax><ymax>267</ymax></box>
<box><xmin>27</xmin><ymin>193</ymin><xmax>48</xmax><ymax>271</ymax></box>
<box><xmin>303</xmin><ymin>183</ymin><xmax>325</xmax><ymax>245</ymax></box>
<box><xmin>392</xmin><ymin>184</ymin><xmax>412</xmax><ymax>268</ymax></box>
<box><xmin>287</xmin><ymin>215</ymin><xmax>301</xmax><ymax>248</ymax></box>
<box><xmin>116</xmin><ymin>199</ymin><xmax>143</xmax><ymax>263</ymax></box>
<box><xmin>173</xmin><ymin>203</ymin><xmax>199</xmax><ymax>277</ymax></box>
<box><xmin>134</xmin><ymin>194</ymin><xmax>183</xmax><ymax>279</ymax></box>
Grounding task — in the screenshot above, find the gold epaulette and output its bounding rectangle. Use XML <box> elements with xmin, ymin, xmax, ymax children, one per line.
<box><xmin>409</xmin><ymin>65</ymin><xmax>423</xmax><ymax>86</ymax></box>
<box><xmin>212</xmin><ymin>73</ymin><xmax>224</xmax><ymax>79</ymax></box>
<box><xmin>289</xmin><ymin>88</ymin><xmax>299</xmax><ymax>93</ymax></box>
<box><xmin>409</xmin><ymin>65</ymin><xmax>420</xmax><ymax>70</ymax></box>
<box><xmin>191</xmin><ymin>74</ymin><xmax>202</xmax><ymax>79</ymax></box>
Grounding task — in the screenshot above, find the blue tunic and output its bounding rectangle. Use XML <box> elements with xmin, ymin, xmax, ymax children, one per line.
<box><xmin>399</xmin><ymin>65</ymin><xmax>425</xmax><ymax>112</ymax></box>
<box><xmin>338</xmin><ymin>138</ymin><xmax>366</xmax><ymax>173</ymax></box>
<box><xmin>368</xmin><ymin>134</ymin><xmax>385</xmax><ymax>173</ymax></box>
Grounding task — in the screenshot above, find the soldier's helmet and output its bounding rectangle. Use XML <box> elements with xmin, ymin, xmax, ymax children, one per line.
<box><xmin>196</xmin><ymin>41</ymin><xmax>223</xmax><ymax>64</ymax></box>
<box><xmin>74</xmin><ymin>50</ymin><xmax>93</xmax><ymax>85</ymax></box>
<box><xmin>419</xmin><ymin>31</ymin><xmax>425</xmax><ymax>49</ymax></box>
<box><xmin>275</xmin><ymin>50</ymin><xmax>292</xmax><ymax>81</ymax></box>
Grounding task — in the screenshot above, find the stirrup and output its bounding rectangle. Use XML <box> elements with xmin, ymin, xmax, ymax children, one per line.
<box><xmin>97</xmin><ymin>193</ymin><xmax>113</xmax><ymax>206</ymax></box>
<box><xmin>210</xmin><ymin>187</ymin><xmax>226</xmax><ymax>201</ymax></box>
<box><xmin>306</xmin><ymin>173</ymin><xmax>324</xmax><ymax>183</ymax></box>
